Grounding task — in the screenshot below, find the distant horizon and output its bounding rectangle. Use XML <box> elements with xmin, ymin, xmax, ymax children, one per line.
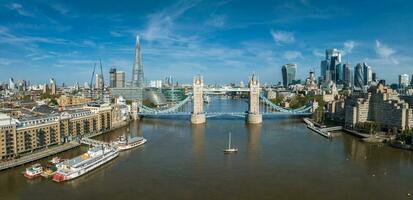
<box><xmin>1</xmin><ymin>0</ymin><xmax>413</xmax><ymax>84</ymax></box>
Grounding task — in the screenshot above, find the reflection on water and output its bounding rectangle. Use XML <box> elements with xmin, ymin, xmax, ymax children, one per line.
<box><xmin>1</xmin><ymin>98</ymin><xmax>413</xmax><ymax>199</ymax></box>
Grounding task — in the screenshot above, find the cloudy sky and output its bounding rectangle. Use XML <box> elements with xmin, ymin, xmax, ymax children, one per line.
<box><xmin>0</xmin><ymin>0</ymin><xmax>412</xmax><ymax>85</ymax></box>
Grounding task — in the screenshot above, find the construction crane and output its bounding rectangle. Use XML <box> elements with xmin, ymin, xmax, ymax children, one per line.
<box><xmin>99</xmin><ymin>59</ymin><xmax>104</xmax><ymax>101</ymax></box>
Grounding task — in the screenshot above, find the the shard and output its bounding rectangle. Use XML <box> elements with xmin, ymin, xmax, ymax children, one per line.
<box><xmin>132</xmin><ymin>35</ymin><xmax>144</xmax><ymax>88</ymax></box>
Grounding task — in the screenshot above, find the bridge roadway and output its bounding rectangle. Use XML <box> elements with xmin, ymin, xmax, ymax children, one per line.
<box><xmin>203</xmin><ymin>88</ymin><xmax>250</xmax><ymax>92</ymax></box>
<box><xmin>139</xmin><ymin>112</ymin><xmax>311</xmax><ymax>118</ymax></box>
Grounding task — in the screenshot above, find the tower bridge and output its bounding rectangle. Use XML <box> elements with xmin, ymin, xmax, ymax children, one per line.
<box><xmin>138</xmin><ymin>74</ymin><xmax>314</xmax><ymax>124</ymax></box>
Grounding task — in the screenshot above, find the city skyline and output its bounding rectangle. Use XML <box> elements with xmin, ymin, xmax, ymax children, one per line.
<box><xmin>1</xmin><ymin>0</ymin><xmax>413</xmax><ymax>84</ymax></box>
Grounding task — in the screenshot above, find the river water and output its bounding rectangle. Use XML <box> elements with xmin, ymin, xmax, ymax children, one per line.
<box><xmin>1</xmin><ymin>97</ymin><xmax>413</xmax><ymax>200</ymax></box>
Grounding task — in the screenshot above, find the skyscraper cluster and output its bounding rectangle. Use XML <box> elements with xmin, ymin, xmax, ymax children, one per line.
<box><xmin>320</xmin><ymin>49</ymin><xmax>352</xmax><ymax>86</ymax></box>
<box><xmin>320</xmin><ymin>49</ymin><xmax>374</xmax><ymax>89</ymax></box>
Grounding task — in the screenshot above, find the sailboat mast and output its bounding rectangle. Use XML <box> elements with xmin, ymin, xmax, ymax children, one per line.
<box><xmin>228</xmin><ymin>132</ymin><xmax>231</xmax><ymax>148</ymax></box>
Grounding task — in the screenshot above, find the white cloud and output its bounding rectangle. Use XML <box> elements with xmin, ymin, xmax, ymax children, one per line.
<box><xmin>5</xmin><ymin>3</ymin><xmax>34</xmax><ymax>17</ymax></box>
<box><xmin>142</xmin><ymin>0</ymin><xmax>201</xmax><ymax>41</ymax></box>
<box><xmin>312</xmin><ymin>49</ymin><xmax>324</xmax><ymax>57</ymax></box>
<box><xmin>205</xmin><ymin>14</ymin><xmax>226</xmax><ymax>27</ymax></box>
<box><xmin>270</xmin><ymin>30</ymin><xmax>294</xmax><ymax>44</ymax></box>
<box><xmin>283</xmin><ymin>51</ymin><xmax>302</xmax><ymax>60</ymax></box>
<box><xmin>375</xmin><ymin>40</ymin><xmax>395</xmax><ymax>58</ymax></box>
<box><xmin>343</xmin><ymin>40</ymin><xmax>356</xmax><ymax>54</ymax></box>
<box><xmin>375</xmin><ymin>40</ymin><xmax>398</xmax><ymax>64</ymax></box>
<box><xmin>110</xmin><ymin>31</ymin><xmax>123</xmax><ymax>37</ymax></box>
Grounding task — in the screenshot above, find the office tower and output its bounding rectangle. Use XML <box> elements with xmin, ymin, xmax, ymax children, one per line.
<box><xmin>115</xmin><ymin>71</ymin><xmax>125</xmax><ymax>88</ymax></box>
<box><xmin>83</xmin><ymin>82</ymin><xmax>90</xmax><ymax>89</ymax></box>
<box><xmin>320</xmin><ymin>49</ymin><xmax>341</xmax><ymax>82</ymax></box>
<box><xmin>330</xmin><ymin>56</ymin><xmax>341</xmax><ymax>82</ymax></box>
<box><xmin>372</xmin><ymin>73</ymin><xmax>377</xmax><ymax>82</ymax></box>
<box><xmin>281</xmin><ymin>64</ymin><xmax>297</xmax><ymax>88</ymax></box>
<box><xmin>362</xmin><ymin>63</ymin><xmax>372</xmax><ymax>85</ymax></box>
<box><xmin>343</xmin><ymin>63</ymin><xmax>352</xmax><ymax>87</ymax></box>
<box><xmin>95</xmin><ymin>74</ymin><xmax>102</xmax><ymax>89</ymax></box>
<box><xmin>326</xmin><ymin>49</ymin><xmax>341</xmax><ymax>62</ymax></box>
<box><xmin>320</xmin><ymin>60</ymin><xmax>329</xmax><ymax>80</ymax></box>
<box><xmin>50</xmin><ymin>78</ymin><xmax>57</xmax><ymax>95</ymax></box>
<box><xmin>399</xmin><ymin>74</ymin><xmax>409</xmax><ymax>88</ymax></box>
<box><xmin>109</xmin><ymin>68</ymin><xmax>117</xmax><ymax>88</ymax></box>
<box><xmin>410</xmin><ymin>75</ymin><xmax>413</xmax><ymax>86</ymax></box>
<box><xmin>354</xmin><ymin>63</ymin><xmax>364</xmax><ymax>88</ymax></box>
<box><xmin>8</xmin><ymin>78</ymin><xmax>15</xmax><ymax>90</ymax></box>
<box><xmin>132</xmin><ymin>35</ymin><xmax>144</xmax><ymax>88</ymax></box>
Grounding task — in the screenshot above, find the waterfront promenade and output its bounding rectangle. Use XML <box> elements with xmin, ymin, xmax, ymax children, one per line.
<box><xmin>0</xmin><ymin>141</ymin><xmax>80</xmax><ymax>171</ymax></box>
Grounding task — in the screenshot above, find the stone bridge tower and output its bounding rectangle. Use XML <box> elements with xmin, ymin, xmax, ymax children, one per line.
<box><xmin>247</xmin><ymin>74</ymin><xmax>262</xmax><ymax>124</ymax></box>
<box><xmin>191</xmin><ymin>75</ymin><xmax>206</xmax><ymax>124</ymax></box>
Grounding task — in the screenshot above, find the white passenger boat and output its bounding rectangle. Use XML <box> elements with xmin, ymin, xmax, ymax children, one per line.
<box><xmin>114</xmin><ymin>135</ymin><xmax>147</xmax><ymax>151</ymax></box>
<box><xmin>24</xmin><ymin>163</ymin><xmax>43</xmax><ymax>179</ymax></box>
<box><xmin>52</xmin><ymin>146</ymin><xmax>118</xmax><ymax>182</ymax></box>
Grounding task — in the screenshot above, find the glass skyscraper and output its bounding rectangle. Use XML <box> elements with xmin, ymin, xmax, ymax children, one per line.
<box><xmin>281</xmin><ymin>64</ymin><xmax>297</xmax><ymax>88</ymax></box>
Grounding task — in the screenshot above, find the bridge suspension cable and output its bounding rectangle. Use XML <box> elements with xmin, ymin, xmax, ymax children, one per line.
<box><xmin>259</xmin><ymin>94</ymin><xmax>312</xmax><ymax>113</ymax></box>
<box><xmin>140</xmin><ymin>93</ymin><xmax>193</xmax><ymax>114</ymax></box>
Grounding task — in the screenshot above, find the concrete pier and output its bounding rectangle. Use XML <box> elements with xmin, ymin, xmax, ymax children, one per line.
<box><xmin>247</xmin><ymin>113</ymin><xmax>262</xmax><ymax>124</ymax></box>
<box><xmin>191</xmin><ymin>113</ymin><xmax>206</xmax><ymax>124</ymax></box>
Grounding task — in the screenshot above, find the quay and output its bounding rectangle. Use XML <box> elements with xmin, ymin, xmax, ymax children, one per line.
<box><xmin>303</xmin><ymin>118</ymin><xmax>343</xmax><ymax>139</ymax></box>
<box><xmin>0</xmin><ymin>142</ymin><xmax>80</xmax><ymax>171</ymax></box>
<box><xmin>343</xmin><ymin>129</ymin><xmax>370</xmax><ymax>138</ymax></box>
<box><xmin>80</xmin><ymin>138</ymin><xmax>110</xmax><ymax>146</ymax></box>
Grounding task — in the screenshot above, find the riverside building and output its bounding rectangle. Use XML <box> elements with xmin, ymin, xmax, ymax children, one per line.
<box><xmin>0</xmin><ymin>103</ymin><xmax>128</xmax><ymax>160</ymax></box>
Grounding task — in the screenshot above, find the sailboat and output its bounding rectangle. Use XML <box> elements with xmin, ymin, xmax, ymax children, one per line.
<box><xmin>223</xmin><ymin>132</ymin><xmax>238</xmax><ymax>154</ymax></box>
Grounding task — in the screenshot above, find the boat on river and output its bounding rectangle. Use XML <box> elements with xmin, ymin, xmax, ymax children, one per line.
<box><xmin>223</xmin><ymin>132</ymin><xmax>238</xmax><ymax>154</ymax></box>
<box><xmin>114</xmin><ymin>135</ymin><xmax>147</xmax><ymax>151</ymax></box>
<box><xmin>52</xmin><ymin>146</ymin><xmax>118</xmax><ymax>182</ymax></box>
<box><xmin>24</xmin><ymin>163</ymin><xmax>43</xmax><ymax>179</ymax></box>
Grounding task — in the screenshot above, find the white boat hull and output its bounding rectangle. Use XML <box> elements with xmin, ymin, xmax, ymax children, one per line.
<box><xmin>53</xmin><ymin>150</ymin><xmax>118</xmax><ymax>182</ymax></box>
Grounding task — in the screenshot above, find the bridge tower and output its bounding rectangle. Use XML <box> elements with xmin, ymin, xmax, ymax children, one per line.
<box><xmin>191</xmin><ymin>75</ymin><xmax>206</xmax><ymax>124</ymax></box>
<box><xmin>247</xmin><ymin>74</ymin><xmax>262</xmax><ymax>124</ymax></box>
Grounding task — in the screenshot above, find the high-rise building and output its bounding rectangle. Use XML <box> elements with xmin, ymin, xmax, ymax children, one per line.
<box><xmin>354</xmin><ymin>63</ymin><xmax>364</xmax><ymax>88</ymax></box>
<box><xmin>83</xmin><ymin>82</ymin><xmax>89</xmax><ymax>89</ymax></box>
<box><xmin>326</xmin><ymin>49</ymin><xmax>341</xmax><ymax>62</ymax></box>
<box><xmin>50</xmin><ymin>78</ymin><xmax>57</xmax><ymax>95</ymax></box>
<box><xmin>109</xmin><ymin>68</ymin><xmax>117</xmax><ymax>88</ymax></box>
<box><xmin>320</xmin><ymin>49</ymin><xmax>341</xmax><ymax>82</ymax></box>
<box><xmin>410</xmin><ymin>75</ymin><xmax>413</xmax><ymax>87</ymax></box>
<box><xmin>95</xmin><ymin>74</ymin><xmax>102</xmax><ymax>89</ymax></box>
<box><xmin>399</xmin><ymin>74</ymin><xmax>409</xmax><ymax>88</ymax></box>
<box><xmin>372</xmin><ymin>73</ymin><xmax>377</xmax><ymax>82</ymax></box>
<box><xmin>362</xmin><ymin>63</ymin><xmax>372</xmax><ymax>85</ymax></box>
<box><xmin>281</xmin><ymin>64</ymin><xmax>297</xmax><ymax>88</ymax></box>
<box><xmin>115</xmin><ymin>71</ymin><xmax>125</xmax><ymax>88</ymax></box>
<box><xmin>343</xmin><ymin>63</ymin><xmax>352</xmax><ymax>87</ymax></box>
<box><xmin>320</xmin><ymin>60</ymin><xmax>329</xmax><ymax>80</ymax></box>
<box><xmin>132</xmin><ymin>35</ymin><xmax>144</xmax><ymax>88</ymax></box>
<box><xmin>8</xmin><ymin>78</ymin><xmax>15</xmax><ymax>90</ymax></box>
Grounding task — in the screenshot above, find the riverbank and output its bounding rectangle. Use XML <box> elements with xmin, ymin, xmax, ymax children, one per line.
<box><xmin>0</xmin><ymin>119</ymin><xmax>131</xmax><ymax>171</ymax></box>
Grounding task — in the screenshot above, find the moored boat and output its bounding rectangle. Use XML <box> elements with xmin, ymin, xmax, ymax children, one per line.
<box><xmin>223</xmin><ymin>132</ymin><xmax>238</xmax><ymax>154</ymax></box>
<box><xmin>24</xmin><ymin>163</ymin><xmax>43</xmax><ymax>179</ymax></box>
<box><xmin>115</xmin><ymin>135</ymin><xmax>147</xmax><ymax>151</ymax></box>
<box><xmin>52</xmin><ymin>145</ymin><xmax>118</xmax><ymax>182</ymax></box>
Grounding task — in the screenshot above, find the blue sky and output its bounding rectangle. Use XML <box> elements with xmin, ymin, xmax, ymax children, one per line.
<box><xmin>0</xmin><ymin>0</ymin><xmax>412</xmax><ymax>85</ymax></box>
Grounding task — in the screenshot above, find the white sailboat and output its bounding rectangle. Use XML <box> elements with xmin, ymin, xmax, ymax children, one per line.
<box><xmin>223</xmin><ymin>132</ymin><xmax>238</xmax><ymax>153</ymax></box>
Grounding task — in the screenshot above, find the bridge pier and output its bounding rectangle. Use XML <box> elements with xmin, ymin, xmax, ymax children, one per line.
<box><xmin>247</xmin><ymin>74</ymin><xmax>262</xmax><ymax>124</ymax></box>
<box><xmin>191</xmin><ymin>75</ymin><xmax>206</xmax><ymax>124</ymax></box>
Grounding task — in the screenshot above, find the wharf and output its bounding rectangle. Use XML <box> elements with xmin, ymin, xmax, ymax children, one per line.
<box><xmin>303</xmin><ymin>118</ymin><xmax>343</xmax><ymax>139</ymax></box>
<box><xmin>0</xmin><ymin>142</ymin><xmax>80</xmax><ymax>171</ymax></box>
<box><xmin>343</xmin><ymin>129</ymin><xmax>371</xmax><ymax>138</ymax></box>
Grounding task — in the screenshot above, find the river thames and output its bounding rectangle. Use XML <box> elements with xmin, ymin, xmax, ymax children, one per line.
<box><xmin>1</xmin><ymin>97</ymin><xmax>413</xmax><ymax>200</ymax></box>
